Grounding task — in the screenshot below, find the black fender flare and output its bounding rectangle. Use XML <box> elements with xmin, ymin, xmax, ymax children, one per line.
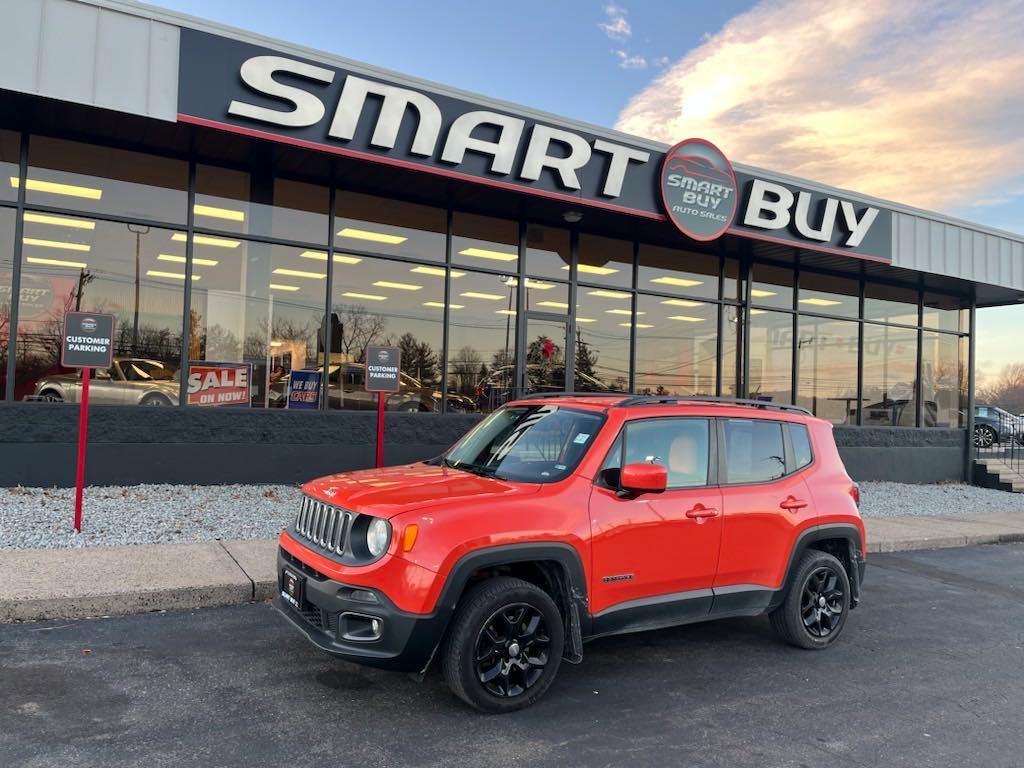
<box><xmin>417</xmin><ymin>542</ymin><xmax>589</xmax><ymax>673</ymax></box>
<box><xmin>769</xmin><ymin>523</ymin><xmax>865</xmax><ymax>611</ymax></box>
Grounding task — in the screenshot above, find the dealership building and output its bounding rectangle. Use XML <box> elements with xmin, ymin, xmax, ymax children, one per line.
<box><xmin>1</xmin><ymin>0</ymin><xmax>1022</xmax><ymax>487</ymax></box>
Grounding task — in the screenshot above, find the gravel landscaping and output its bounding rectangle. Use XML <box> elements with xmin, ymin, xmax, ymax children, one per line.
<box><xmin>1</xmin><ymin>480</ymin><xmax>1024</xmax><ymax>551</ymax></box>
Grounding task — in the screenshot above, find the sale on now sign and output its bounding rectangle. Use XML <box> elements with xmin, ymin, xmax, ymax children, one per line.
<box><xmin>187</xmin><ymin>362</ymin><xmax>252</xmax><ymax>407</ymax></box>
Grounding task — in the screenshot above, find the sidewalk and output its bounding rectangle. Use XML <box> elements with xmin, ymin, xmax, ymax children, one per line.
<box><xmin>5</xmin><ymin>511</ymin><xmax>1024</xmax><ymax>623</ymax></box>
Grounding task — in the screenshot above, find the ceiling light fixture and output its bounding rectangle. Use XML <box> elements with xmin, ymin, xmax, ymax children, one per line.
<box><xmin>458</xmin><ymin>247</ymin><xmax>517</xmax><ymax>262</ymax></box>
<box><xmin>799</xmin><ymin>298</ymin><xmax>843</xmax><ymax>307</ymax></box>
<box><xmin>661</xmin><ymin>298</ymin><xmax>704</xmax><ymax>308</ymax></box>
<box><xmin>342</xmin><ymin>291</ymin><xmax>388</xmax><ymax>301</ymax></box>
<box><xmin>750</xmin><ymin>289</ymin><xmax>778</xmax><ymax>298</ymax></box>
<box><xmin>619</xmin><ymin>322</ymin><xmax>654</xmax><ymax>329</ymax></box>
<box><xmin>172</xmin><ymin>233</ymin><xmax>240</xmax><ymax>248</ymax></box>
<box><xmin>158</xmin><ymin>254</ymin><xmax>219</xmax><ymax>267</ymax></box>
<box><xmin>460</xmin><ymin>291</ymin><xmax>504</xmax><ymax>300</ymax></box>
<box><xmin>146</xmin><ymin>270</ymin><xmax>200</xmax><ymax>281</ymax></box>
<box><xmin>588</xmin><ymin>289</ymin><xmax>631</xmax><ymax>299</ymax></box>
<box><xmin>650</xmin><ymin>276</ymin><xmax>703</xmax><ymax>288</ymax></box>
<box><xmin>537</xmin><ymin>301</ymin><xmax>569</xmax><ymax>309</ymax></box>
<box><xmin>605</xmin><ymin>308</ymin><xmax>640</xmax><ymax>316</ymax></box>
<box><xmin>423</xmin><ymin>301</ymin><xmax>464</xmax><ymax>309</ymax></box>
<box><xmin>194</xmin><ymin>203</ymin><xmax>245</xmax><ymax>222</ymax></box>
<box><xmin>338</xmin><ymin>227</ymin><xmax>407</xmax><ymax>244</ymax></box>
<box><xmin>269</xmin><ymin>284</ymin><xmax>301</xmax><ymax>292</ymax></box>
<box><xmin>373</xmin><ymin>281</ymin><xmax>422</xmax><ymax>291</ymax></box>
<box><xmin>412</xmin><ymin>266</ymin><xmax>464</xmax><ymax>278</ymax></box>
<box><xmin>25</xmin><ymin>256</ymin><xmax>88</xmax><ymax>269</ymax></box>
<box><xmin>11</xmin><ymin>177</ymin><xmax>103</xmax><ymax>200</ymax></box>
<box><xmin>668</xmin><ymin>315</ymin><xmax>704</xmax><ymax>323</ymax></box>
<box><xmin>23</xmin><ymin>213</ymin><xmax>95</xmax><ymax>230</ymax></box>
<box><xmin>565</xmin><ymin>264</ymin><xmax>619</xmax><ymax>276</ymax></box>
<box><xmin>272</xmin><ymin>268</ymin><xmax>326</xmax><ymax>279</ymax></box>
<box><xmin>23</xmin><ymin>237</ymin><xmax>91</xmax><ymax>252</ymax></box>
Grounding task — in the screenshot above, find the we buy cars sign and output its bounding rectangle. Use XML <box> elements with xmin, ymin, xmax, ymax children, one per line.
<box><xmin>187</xmin><ymin>362</ymin><xmax>252</xmax><ymax>407</ymax></box>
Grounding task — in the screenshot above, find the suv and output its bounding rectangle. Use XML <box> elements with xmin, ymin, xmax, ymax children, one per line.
<box><xmin>274</xmin><ymin>395</ymin><xmax>866</xmax><ymax>713</ymax></box>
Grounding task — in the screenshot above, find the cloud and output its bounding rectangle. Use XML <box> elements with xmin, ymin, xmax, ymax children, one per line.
<box><xmin>615</xmin><ymin>0</ymin><xmax>1024</xmax><ymax>212</ymax></box>
<box><xmin>613</xmin><ymin>50</ymin><xmax>647</xmax><ymax>69</ymax></box>
<box><xmin>599</xmin><ymin>3</ymin><xmax>632</xmax><ymax>40</ymax></box>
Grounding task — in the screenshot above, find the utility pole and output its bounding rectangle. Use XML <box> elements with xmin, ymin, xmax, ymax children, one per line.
<box><xmin>126</xmin><ymin>224</ymin><xmax>150</xmax><ymax>353</ymax></box>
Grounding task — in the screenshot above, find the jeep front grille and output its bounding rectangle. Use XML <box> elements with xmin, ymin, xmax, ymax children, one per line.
<box><xmin>295</xmin><ymin>496</ymin><xmax>353</xmax><ymax>556</ymax></box>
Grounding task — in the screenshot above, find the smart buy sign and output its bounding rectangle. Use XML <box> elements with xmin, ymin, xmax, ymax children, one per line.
<box><xmin>187</xmin><ymin>362</ymin><xmax>252</xmax><ymax>407</ymax></box>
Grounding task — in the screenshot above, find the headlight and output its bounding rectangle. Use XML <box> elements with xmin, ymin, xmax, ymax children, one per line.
<box><xmin>366</xmin><ymin>518</ymin><xmax>391</xmax><ymax>558</ymax></box>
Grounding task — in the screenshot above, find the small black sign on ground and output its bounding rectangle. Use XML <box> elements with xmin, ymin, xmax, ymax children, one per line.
<box><xmin>366</xmin><ymin>345</ymin><xmax>401</xmax><ymax>392</ymax></box>
<box><xmin>61</xmin><ymin>312</ymin><xmax>115</xmax><ymax>369</ymax></box>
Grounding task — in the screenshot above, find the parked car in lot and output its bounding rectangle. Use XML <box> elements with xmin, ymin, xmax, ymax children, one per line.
<box><xmin>31</xmin><ymin>358</ymin><xmax>179</xmax><ymax>406</ymax></box>
<box><xmin>474</xmin><ymin>364</ymin><xmax>617</xmax><ymax>411</ymax></box>
<box><xmin>973</xmin><ymin>405</ymin><xmax>1024</xmax><ymax>448</ymax></box>
<box><xmin>274</xmin><ymin>394</ymin><xmax>866</xmax><ymax>712</ymax></box>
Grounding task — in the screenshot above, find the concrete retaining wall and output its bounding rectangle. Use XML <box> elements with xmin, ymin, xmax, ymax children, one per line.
<box><xmin>834</xmin><ymin>426</ymin><xmax>967</xmax><ymax>484</ymax></box>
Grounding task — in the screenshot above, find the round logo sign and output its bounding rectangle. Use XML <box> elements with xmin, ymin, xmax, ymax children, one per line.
<box><xmin>80</xmin><ymin>317</ymin><xmax>98</xmax><ymax>333</ymax></box>
<box><xmin>659</xmin><ymin>138</ymin><xmax>738</xmax><ymax>242</ymax></box>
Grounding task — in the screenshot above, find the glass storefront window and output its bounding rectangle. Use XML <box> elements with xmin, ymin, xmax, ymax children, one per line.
<box><xmin>864</xmin><ymin>282</ymin><xmax>918</xmax><ymax>326</ymax></box>
<box><xmin>0</xmin><ymin>130</ymin><xmax>18</xmax><ymax>203</ymax></box>
<box><xmin>862</xmin><ymin>324</ymin><xmax>918</xmax><ymax>426</ymax></box>
<box><xmin>452</xmin><ymin>212</ymin><xmax>517</xmax><ymax>270</ymax></box>
<box><xmin>796</xmin><ymin>316</ymin><xmax>859</xmax><ymax>424</ymax></box>
<box><xmin>336</xmin><ymin>191</ymin><xmax>445</xmax><ymax>262</ymax></box>
<box><xmin>577</xmin><ymin>234</ymin><xmax>632</xmax><ymax>289</ymax></box>
<box><xmin>637</xmin><ymin>244</ymin><xmax>718</xmax><ymax>300</ymax></box>
<box><xmin>448</xmin><ymin>270</ymin><xmax>517</xmax><ymax>413</ymax></box>
<box><xmin>748</xmin><ymin>309</ymin><xmax>793</xmax><ymax>403</ymax></box>
<box><xmin>722</xmin><ymin>305</ymin><xmax>740</xmax><ymax>397</ymax></box>
<box><xmin>195</xmin><ymin>166</ymin><xmax>330</xmax><ymax>245</ymax></box>
<box><xmin>751</xmin><ymin>264</ymin><xmax>794</xmax><ymax>310</ymax></box>
<box><xmin>188</xmin><ymin>239</ymin><xmax>326</xmax><ymax>409</ymax></box>
<box><xmin>0</xmin><ymin>208</ymin><xmax>15</xmax><ymax>395</ymax></box>
<box><xmin>520</xmin><ymin>278</ymin><xmax>569</xmax><ymax>314</ymax></box>
<box><xmin>328</xmin><ymin>255</ymin><xmax>443</xmax><ymax>411</ymax></box>
<box><xmin>15</xmin><ymin>215</ymin><xmax>185</xmax><ymax>404</ymax></box>
<box><xmin>798</xmin><ymin>271</ymin><xmax>859</xmax><ymax>318</ymax></box>
<box><xmin>921</xmin><ymin>331</ymin><xmax>964</xmax><ymax>427</ymax></box>
<box><xmin>524</xmin><ymin>225</ymin><xmax>571</xmax><ymax>279</ymax></box>
<box><xmin>723</xmin><ymin>258</ymin><xmax>742</xmax><ymax>302</ymax></box>
<box><xmin>573</xmin><ymin>287</ymin><xmax>632</xmax><ymax>391</ymax></box>
<box><xmin>26</xmin><ymin>136</ymin><xmax>187</xmax><ymax>224</ymax></box>
<box><xmin>634</xmin><ymin>294</ymin><xmax>717</xmax><ymax>395</ymax></box>
<box><xmin>922</xmin><ymin>291</ymin><xmax>967</xmax><ymax>333</ymax></box>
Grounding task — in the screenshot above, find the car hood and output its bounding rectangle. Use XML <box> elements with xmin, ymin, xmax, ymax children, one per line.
<box><xmin>302</xmin><ymin>463</ymin><xmax>541</xmax><ymax>520</ymax></box>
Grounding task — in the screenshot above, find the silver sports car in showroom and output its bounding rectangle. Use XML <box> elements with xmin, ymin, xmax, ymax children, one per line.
<box><xmin>31</xmin><ymin>358</ymin><xmax>179</xmax><ymax>406</ymax></box>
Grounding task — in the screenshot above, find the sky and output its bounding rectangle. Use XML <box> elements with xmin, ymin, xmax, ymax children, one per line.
<box><xmin>151</xmin><ymin>0</ymin><xmax>1024</xmax><ymax>388</ymax></box>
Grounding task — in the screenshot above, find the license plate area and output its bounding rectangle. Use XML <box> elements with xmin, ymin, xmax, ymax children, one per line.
<box><xmin>280</xmin><ymin>567</ymin><xmax>306</xmax><ymax>611</ymax></box>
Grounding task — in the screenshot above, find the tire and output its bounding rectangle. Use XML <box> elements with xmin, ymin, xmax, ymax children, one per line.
<box><xmin>769</xmin><ymin>549</ymin><xmax>851</xmax><ymax>650</ymax></box>
<box><xmin>140</xmin><ymin>393</ymin><xmax>172</xmax><ymax>406</ymax></box>
<box><xmin>38</xmin><ymin>390</ymin><xmax>63</xmax><ymax>403</ymax></box>
<box><xmin>441</xmin><ymin>576</ymin><xmax>564</xmax><ymax>713</ymax></box>
<box><xmin>973</xmin><ymin>424</ymin><xmax>997</xmax><ymax>449</ymax></box>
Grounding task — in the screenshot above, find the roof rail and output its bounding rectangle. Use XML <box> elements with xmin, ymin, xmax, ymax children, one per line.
<box><xmin>617</xmin><ymin>395</ymin><xmax>813</xmax><ymax>415</ymax></box>
<box><xmin>517</xmin><ymin>391</ymin><xmax>627</xmax><ymax>400</ymax></box>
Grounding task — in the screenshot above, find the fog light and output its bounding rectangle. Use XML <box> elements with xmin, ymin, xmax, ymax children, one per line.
<box><xmin>349</xmin><ymin>588</ymin><xmax>378</xmax><ymax>604</ymax></box>
<box><xmin>371</xmin><ymin>619</ymin><xmax>381</xmax><ymax>634</ymax></box>
<box><xmin>339</xmin><ymin>612</ymin><xmax>383</xmax><ymax>642</ymax></box>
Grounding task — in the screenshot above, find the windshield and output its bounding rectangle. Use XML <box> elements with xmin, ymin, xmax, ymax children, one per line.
<box><xmin>121</xmin><ymin>360</ymin><xmax>176</xmax><ymax>381</ymax></box>
<box><xmin>443</xmin><ymin>404</ymin><xmax>604</xmax><ymax>483</ymax></box>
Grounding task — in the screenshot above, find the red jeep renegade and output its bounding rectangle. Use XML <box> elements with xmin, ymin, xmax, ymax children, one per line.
<box><xmin>275</xmin><ymin>394</ymin><xmax>866</xmax><ymax>713</ymax></box>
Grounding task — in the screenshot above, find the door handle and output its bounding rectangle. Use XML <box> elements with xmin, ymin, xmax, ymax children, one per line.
<box><xmin>685</xmin><ymin>504</ymin><xmax>720</xmax><ymax>522</ymax></box>
<box><xmin>780</xmin><ymin>496</ymin><xmax>809</xmax><ymax>512</ymax></box>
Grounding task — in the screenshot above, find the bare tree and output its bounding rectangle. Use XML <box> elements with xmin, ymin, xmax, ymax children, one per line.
<box><xmin>978</xmin><ymin>363</ymin><xmax>1024</xmax><ymax>413</ymax></box>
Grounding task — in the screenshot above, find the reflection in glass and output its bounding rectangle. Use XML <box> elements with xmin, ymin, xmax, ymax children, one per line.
<box><xmin>751</xmin><ymin>263</ymin><xmax>794</xmax><ymax>310</ymax></box>
<box><xmin>188</xmin><ymin>239</ymin><xmax>326</xmax><ymax>409</ymax></box>
<box><xmin>922</xmin><ymin>292</ymin><xmax>966</xmax><ymax>333</ymax></box>
<box><xmin>634</xmin><ymin>295</ymin><xmax>716</xmax><ymax>395</ymax></box>
<box><xmin>448</xmin><ymin>270</ymin><xmax>516</xmax><ymax>413</ymax></box>
<box><xmin>921</xmin><ymin>331</ymin><xmax>964</xmax><ymax>427</ymax></box>
<box><xmin>577</xmin><ymin>234</ymin><xmax>632</xmax><ymax>289</ymax></box>
<box><xmin>329</xmin><ymin>255</ymin><xmax>444</xmax><ymax>411</ymax></box>
<box><xmin>336</xmin><ymin>191</ymin><xmax>445</xmax><ymax>262</ymax></box>
<box><xmin>796</xmin><ymin>316</ymin><xmax>859</xmax><ymax>424</ymax></box>
<box><xmin>862</xmin><ymin>324</ymin><xmax>918</xmax><ymax>426</ymax></box>
<box><xmin>864</xmin><ymin>282</ymin><xmax>918</xmax><ymax>325</ymax></box>
<box><xmin>722</xmin><ymin>305</ymin><xmax>740</xmax><ymax>397</ymax></box>
<box><xmin>574</xmin><ymin>288</ymin><xmax>631</xmax><ymax>391</ymax></box>
<box><xmin>524</xmin><ymin>316</ymin><xmax>569</xmax><ymax>396</ymax></box>
<box><xmin>15</xmin><ymin>214</ymin><xmax>185</xmax><ymax>404</ymax></box>
<box><xmin>798</xmin><ymin>272</ymin><xmax>858</xmax><ymax>318</ymax></box>
<box><xmin>525</xmin><ymin>225</ymin><xmax>570</xmax><ymax>279</ymax></box>
<box><xmin>452</xmin><ymin>212</ymin><xmax>517</xmax><ymax>269</ymax></box>
<box><xmin>637</xmin><ymin>244</ymin><xmax>718</xmax><ymax>300</ymax></box>
<box><xmin>0</xmin><ymin>130</ymin><xmax>18</xmax><ymax>203</ymax></box>
<box><xmin>748</xmin><ymin>309</ymin><xmax>793</xmax><ymax>403</ymax></box>
<box><xmin>0</xmin><ymin>208</ymin><xmax>15</xmax><ymax>395</ymax></box>
<box><xmin>26</xmin><ymin>136</ymin><xmax>187</xmax><ymax>223</ymax></box>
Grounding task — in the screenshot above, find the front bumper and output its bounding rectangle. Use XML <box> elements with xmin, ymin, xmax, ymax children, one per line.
<box><xmin>273</xmin><ymin>547</ymin><xmax>447</xmax><ymax>673</ymax></box>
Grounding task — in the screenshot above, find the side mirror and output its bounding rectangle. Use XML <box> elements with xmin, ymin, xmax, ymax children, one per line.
<box><xmin>619</xmin><ymin>463</ymin><xmax>667</xmax><ymax>496</ymax></box>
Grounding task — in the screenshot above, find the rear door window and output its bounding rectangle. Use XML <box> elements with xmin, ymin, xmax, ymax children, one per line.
<box><xmin>724</xmin><ymin>419</ymin><xmax>786</xmax><ymax>483</ymax></box>
<box><xmin>788</xmin><ymin>424</ymin><xmax>813</xmax><ymax>470</ymax></box>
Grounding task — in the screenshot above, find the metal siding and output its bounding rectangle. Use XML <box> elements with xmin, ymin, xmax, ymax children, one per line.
<box><xmin>0</xmin><ymin>0</ymin><xmax>44</xmax><ymax>95</ymax></box>
<box><xmin>0</xmin><ymin>0</ymin><xmax>177</xmax><ymax>121</ymax></box>
<box><xmin>38</xmin><ymin>0</ymin><xmax>99</xmax><ymax>103</ymax></box>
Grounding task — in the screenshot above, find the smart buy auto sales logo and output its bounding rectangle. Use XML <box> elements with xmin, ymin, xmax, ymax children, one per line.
<box><xmin>660</xmin><ymin>138</ymin><xmax>738</xmax><ymax>242</ymax></box>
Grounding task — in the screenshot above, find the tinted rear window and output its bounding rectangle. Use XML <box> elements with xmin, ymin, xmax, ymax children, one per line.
<box><xmin>724</xmin><ymin>419</ymin><xmax>785</xmax><ymax>483</ymax></box>
<box><xmin>789</xmin><ymin>424</ymin><xmax>813</xmax><ymax>469</ymax></box>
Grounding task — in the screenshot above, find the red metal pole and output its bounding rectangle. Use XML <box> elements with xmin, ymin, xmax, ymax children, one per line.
<box><xmin>376</xmin><ymin>391</ymin><xmax>385</xmax><ymax>468</ymax></box>
<box><xmin>74</xmin><ymin>368</ymin><xmax>91</xmax><ymax>533</ymax></box>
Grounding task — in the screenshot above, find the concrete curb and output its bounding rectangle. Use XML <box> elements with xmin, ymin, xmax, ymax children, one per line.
<box><xmin>4</xmin><ymin>512</ymin><xmax>1024</xmax><ymax>623</ymax></box>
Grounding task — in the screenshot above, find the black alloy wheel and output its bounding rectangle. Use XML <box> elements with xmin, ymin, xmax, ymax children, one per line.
<box><xmin>800</xmin><ymin>566</ymin><xmax>845</xmax><ymax>638</ymax></box>
<box><xmin>769</xmin><ymin>549</ymin><xmax>851</xmax><ymax>650</ymax></box>
<box><xmin>474</xmin><ymin>603</ymin><xmax>551</xmax><ymax>698</ymax></box>
<box><xmin>442</xmin><ymin>576</ymin><xmax>564</xmax><ymax>713</ymax></box>
<box><xmin>973</xmin><ymin>424</ymin><xmax>997</xmax><ymax>449</ymax></box>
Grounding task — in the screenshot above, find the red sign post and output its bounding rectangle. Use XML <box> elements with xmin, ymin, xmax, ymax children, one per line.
<box><xmin>365</xmin><ymin>345</ymin><xmax>401</xmax><ymax>469</ymax></box>
<box><xmin>61</xmin><ymin>312</ymin><xmax>116</xmax><ymax>533</ymax></box>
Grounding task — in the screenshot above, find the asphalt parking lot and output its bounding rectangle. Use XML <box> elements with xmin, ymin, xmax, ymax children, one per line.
<box><xmin>3</xmin><ymin>543</ymin><xmax>1024</xmax><ymax>768</ymax></box>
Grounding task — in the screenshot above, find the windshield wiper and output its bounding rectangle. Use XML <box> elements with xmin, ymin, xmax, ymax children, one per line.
<box><xmin>442</xmin><ymin>457</ymin><xmax>502</xmax><ymax>479</ymax></box>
